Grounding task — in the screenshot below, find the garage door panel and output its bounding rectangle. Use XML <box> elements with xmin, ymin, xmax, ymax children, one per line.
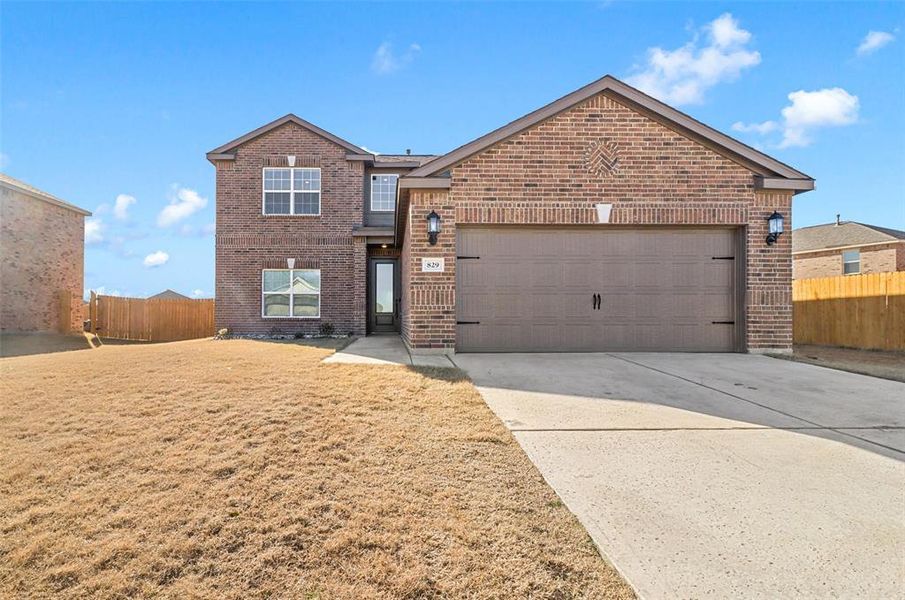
<box><xmin>599</xmin><ymin>293</ymin><xmax>635</xmax><ymax>319</ymax></box>
<box><xmin>456</xmin><ymin>227</ymin><xmax>739</xmax><ymax>352</ymax></box>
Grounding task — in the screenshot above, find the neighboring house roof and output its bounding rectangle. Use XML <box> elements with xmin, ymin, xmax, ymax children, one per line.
<box><xmin>207</xmin><ymin>113</ymin><xmax>367</xmax><ymax>161</ymax></box>
<box><xmin>0</xmin><ymin>172</ymin><xmax>92</xmax><ymax>216</ymax></box>
<box><xmin>793</xmin><ymin>222</ymin><xmax>905</xmax><ymax>254</ymax></box>
<box><xmin>405</xmin><ymin>74</ymin><xmax>813</xmax><ymax>190</ymax></box>
<box><xmin>148</xmin><ymin>289</ymin><xmax>191</xmax><ymax>300</ymax></box>
<box><xmin>374</xmin><ymin>154</ymin><xmax>438</xmax><ymax>166</ymax></box>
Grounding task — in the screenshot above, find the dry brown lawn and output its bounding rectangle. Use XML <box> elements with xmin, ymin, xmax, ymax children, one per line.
<box><xmin>0</xmin><ymin>339</ymin><xmax>633</xmax><ymax>599</ymax></box>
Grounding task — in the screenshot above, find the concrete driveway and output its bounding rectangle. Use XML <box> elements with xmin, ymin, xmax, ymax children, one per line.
<box><xmin>452</xmin><ymin>352</ymin><xmax>905</xmax><ymax>599</ymax></box>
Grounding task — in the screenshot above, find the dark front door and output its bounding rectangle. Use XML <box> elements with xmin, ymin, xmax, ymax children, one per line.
<box><xmin>368</xmin><ymin>258</ymin><xmax>399</xmax><ymax>333</ymax></box>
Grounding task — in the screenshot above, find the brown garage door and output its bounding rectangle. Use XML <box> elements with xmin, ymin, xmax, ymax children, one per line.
<box><xmin>456</xmin><ymin>227</ymin><xmax>741</xmax><ymax>352</ymax></box>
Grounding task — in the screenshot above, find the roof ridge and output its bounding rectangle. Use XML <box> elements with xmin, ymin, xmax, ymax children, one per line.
<box><xmin>0</xmin><ymin>172</ymin><xmax>92</xmax><ymax>216</ymax></box>
<box><xmin>406</xmin><ymin>74</ymin><xmax>812</xmax><ymax>185</ymax></box>
<box><xmin>207</xmin><ymin>114</ymin><xmax>366</xmax><ymax>160</ymax></box>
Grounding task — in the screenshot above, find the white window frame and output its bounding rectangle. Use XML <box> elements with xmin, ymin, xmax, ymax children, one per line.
<box><xmin>370</xmin><ymin>173</ymin><xmax>398</xmax><ymax>212</ymax></box>
<box><xmin>262</xmin><ymin>167</ymin><xmax>321</xmax><ymax>216</ymax></box>
<box><xmin>261</xmin><ymin>268</ymin><xmax>321</xmax><ymax>319</ymax></box>
<box><xmin>842</xmin><ymin>250</ymin><xmax>861</xmax><ymax>275</ymax></box>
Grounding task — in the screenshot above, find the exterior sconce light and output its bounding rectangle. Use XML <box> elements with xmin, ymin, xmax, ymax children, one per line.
<box><xmin>287</xmin><ymin>258</ymin><xmax>295</xmax><ymax>269</ymax></box>
<box><xmin>427</xmin><ymin>210</ymin><xmax>442</xmax><ymax>245</ymax></box>
<box><xmin>765</xmin><ymin>211</ymin><xmax>784</xmax><ymax>245</ymax></box>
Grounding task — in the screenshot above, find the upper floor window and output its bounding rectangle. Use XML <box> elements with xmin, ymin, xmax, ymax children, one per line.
<box><xmin>263</xmin><ymin>168</ymin><xmax>321</xmax><ymax>215</ymax></box>
<box><xmin>842</xmin><ymin>250</ymin><xmax>860</xmax><ymax>275</ymax></box>
<box><xmin>370</xmin><ymin>174</ymin><xmax>398</xmax><ymax>212</ymax></box>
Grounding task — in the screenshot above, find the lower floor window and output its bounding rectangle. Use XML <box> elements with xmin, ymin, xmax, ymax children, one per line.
<box><xmin>262</xmin><ymin>269</ymin><xmax>321</xmax><ymax>317</ymax></box>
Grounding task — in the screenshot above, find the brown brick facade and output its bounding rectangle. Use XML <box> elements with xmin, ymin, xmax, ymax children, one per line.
<box><xmin>793</xmin><ymin>242</ymin><xmax>905</xmax><ymax>279</ymax></box>
<box><xmin>400</xmin><ymin>191</ymin><xmax>457</xmax><ymax>351</ymax></box>
<box><xmin>213</xmin><ymin>122</ymin><xmax>366</xmax><ymax>335</ymax></box>
<box><xmin>402</xmin><ymin>92</ymin><xmax>796</xmax><ymax>353</ymax></box>
<box><xmin>1</xmin><ymin>187</ymin><xmax>86</xmax><ymax>333</ymax></box>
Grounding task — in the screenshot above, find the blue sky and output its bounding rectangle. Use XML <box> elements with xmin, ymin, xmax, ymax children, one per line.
<box><xmin>2</xmin><ymin>1</ymin><xmax>903</xmax><ymax>298</ymax></box>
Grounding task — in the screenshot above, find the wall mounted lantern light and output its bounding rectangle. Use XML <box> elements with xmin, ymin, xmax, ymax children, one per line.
<box><xmin>765</xmin><ymin>211</ymin><xmax>784</xmax><ymax>245</ymax></box>
<box><xmin>427</xmin><ymin>210</ymin><xmax>442</xmax><ymax>245</ymax></box>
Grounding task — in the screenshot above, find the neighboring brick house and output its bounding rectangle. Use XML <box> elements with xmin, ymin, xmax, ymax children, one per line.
<box><xmin>792</xmin><ymin>218</ymin><xmax>905</xmax><ymax>279</ymax></box>
<box><xmin>208</xmin><ymin>75</ymin><xmax>814</xmax><ymax>353</ymax></box>
<box><xmin>0</xmin><ymin>173</ymin><xmax>91</xmax><ymax>333</ymax></box>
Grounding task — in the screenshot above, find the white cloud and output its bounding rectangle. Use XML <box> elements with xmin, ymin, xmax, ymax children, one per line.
<box><xmin>113</xmin><ymin>194</ymin><xmax>136</xmax><ymax>220</ymax></box>
<box><xmin>732</xmin><ymin>87</ymin><xmax>860</xmax><ymax>148</ymax></box>
<box><xmin>856</xmin><ymin>30</ymin><xmax>895</xmax><ymax>56</ymax></box>
<box><xmin>85</xmin><ymin>218</ymin><xmax>104</xmax><ymax>244</ymax></box>
<box><xmin>371</xmin><ymin>42</ymin><xmax>421</xmax><ymax>75</ymax></box>
<box><xmin>143</xmin><ymin>250</ymin><xmax>170</xmax><ymax>268</ymax></box>
<box><xmin>779</xmin><ymin>88</ymin><xmax>859</xmax><ymax>148</ymax></box>
<box><xmin>0</xmin><ymin>152</ymin><xmax>9</xmax><ymax>169</ymax></box>
<box><xmin>94</xmin><ymin>286</ymin><xmax>123</xmax><ymax>297</ymax></box>
<box><xmin>626</xmin><ymin>13</ymin><xmax>760</xmax><ymax>105</ymax></box>
<box><xmin>157</xmin><ymin>186</ymin><xmax>207</xmax><ymax>227</ymax></box>
<box><xmin>731</xmin><ymin>120</ymin><xmax>779</xmax><ymax>135</ymax></box>
<box><xmin>192</xmin><ymin>289</ymin><xmax>206</xmax><ymax>298</ymax></box>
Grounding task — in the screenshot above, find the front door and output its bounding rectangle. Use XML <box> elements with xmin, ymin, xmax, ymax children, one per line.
<box><xmin>368</xmin><ymin>258</ymin><xmax>399</xmax><ymax>333</ymax></box>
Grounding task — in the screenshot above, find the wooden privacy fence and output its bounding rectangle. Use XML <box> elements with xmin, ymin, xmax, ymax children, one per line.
<box><xmin>793</xmin><ymin>272</ymin><xmax>905</xmax><ymax>351</ymax></box>
<box><xmin>89</xmin><ymin>293</ymin><xmax>215</xmax><ymax>342</ymax></box>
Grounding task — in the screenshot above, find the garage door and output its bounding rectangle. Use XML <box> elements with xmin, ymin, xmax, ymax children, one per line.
<box><xmin>456</xmin><ymin>227</ymin><xmax>740</xmax><ymax>352</ymax></box>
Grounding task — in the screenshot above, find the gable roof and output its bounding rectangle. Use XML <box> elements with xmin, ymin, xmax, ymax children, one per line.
<box><xmin>148</xmin><ymin>289</ymin><xmax>191</xmax><ymax>300</ymax></box>
<box><xmin>207</xmin><ymin>114</ymin><xmax>366</xmax><ymax>162</ymax></box>
<box><xmin>793</xmin><ymin>221</ymin><xmax>905</xmax><ymax>254</ymax></box>
<box><xmin>406</xmin><ymin>74</ymin><xmax>813</xmax><ymax>189</ymax></box>
<box><xmin>0</xmin><ymin>172</ymin><xmax>92</xmax><ymax>216</ymax></box>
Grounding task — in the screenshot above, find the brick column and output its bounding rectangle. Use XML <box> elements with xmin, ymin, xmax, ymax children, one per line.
<box><xmin>746</xmin><ymin>190</ymin><xmax>794</xmax><ymax>353</ymax></box>
<box><xmin>403</xmin><ymin>190</ymin><xmax>456</xmax><ymax>354</ymax></box>
<box><xmin>352</xmin><ymin>237</ymin><xmax>367</xmax><ymax>335</ymax></box>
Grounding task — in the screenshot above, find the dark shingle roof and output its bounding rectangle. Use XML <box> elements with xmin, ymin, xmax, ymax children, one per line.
<box><xmin>373</xmin><ymin>154</ymin><xmax>438</xmax><ymax>166</ymax></box>
<box><xmin>792</xmin><ymin>221</ymin><xmax>905</xmax><ymax>253</ymax></box>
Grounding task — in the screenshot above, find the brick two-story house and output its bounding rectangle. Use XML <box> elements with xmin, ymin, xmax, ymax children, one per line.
<box><xmin>792</xmin><ymin>218</ymin><xmax>905</xmax><ymax>279</ymax></box>
<box><xmin>1</xmin><ymin>173</ymin><xmax>91</xmax><ymax>333</ymax></box>
<box><xmin>208</xmin><ymin>75</ymin><xmax>814</xmax><ymax>354</ymax></box>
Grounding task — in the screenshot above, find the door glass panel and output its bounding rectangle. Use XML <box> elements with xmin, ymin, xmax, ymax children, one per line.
<box><xmin>375</xmin><ymin>263</ymin><xmax>394</xmax><ymax>314</ymax></box>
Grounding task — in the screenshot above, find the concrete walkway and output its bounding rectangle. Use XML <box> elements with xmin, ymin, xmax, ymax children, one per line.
<box><xmin>454</xmin><ymin>352</ymin><xmax>905</xmax><ymax>599</ymax></box>
<box><xmin>323</xmin><ymin>335</ymin><xmax>455</xmax><ymax>368</ymax></box>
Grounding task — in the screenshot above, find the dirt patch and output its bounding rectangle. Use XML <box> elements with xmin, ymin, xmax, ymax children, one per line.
<box><xmin>0</xmin><ymin>338</ymin><xmax>633</xmax><ymax>598</ymax></box>
<box><xmin>777</xmin><ymin>345</ymin><xmax>905</xmax><ymax>382</ymax></box>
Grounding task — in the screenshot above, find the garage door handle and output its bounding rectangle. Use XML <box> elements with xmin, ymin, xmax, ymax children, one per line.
<box><xmin>592</xmin><ymin>293</ymin><xmax>601</xmax><ymax>310</ymax></box>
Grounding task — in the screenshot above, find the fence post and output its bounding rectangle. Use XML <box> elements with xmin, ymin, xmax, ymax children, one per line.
<box><xmin>90</xmin><ymin>291</ymin><xmax>97</xmax><ymax>335</ymax></box>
